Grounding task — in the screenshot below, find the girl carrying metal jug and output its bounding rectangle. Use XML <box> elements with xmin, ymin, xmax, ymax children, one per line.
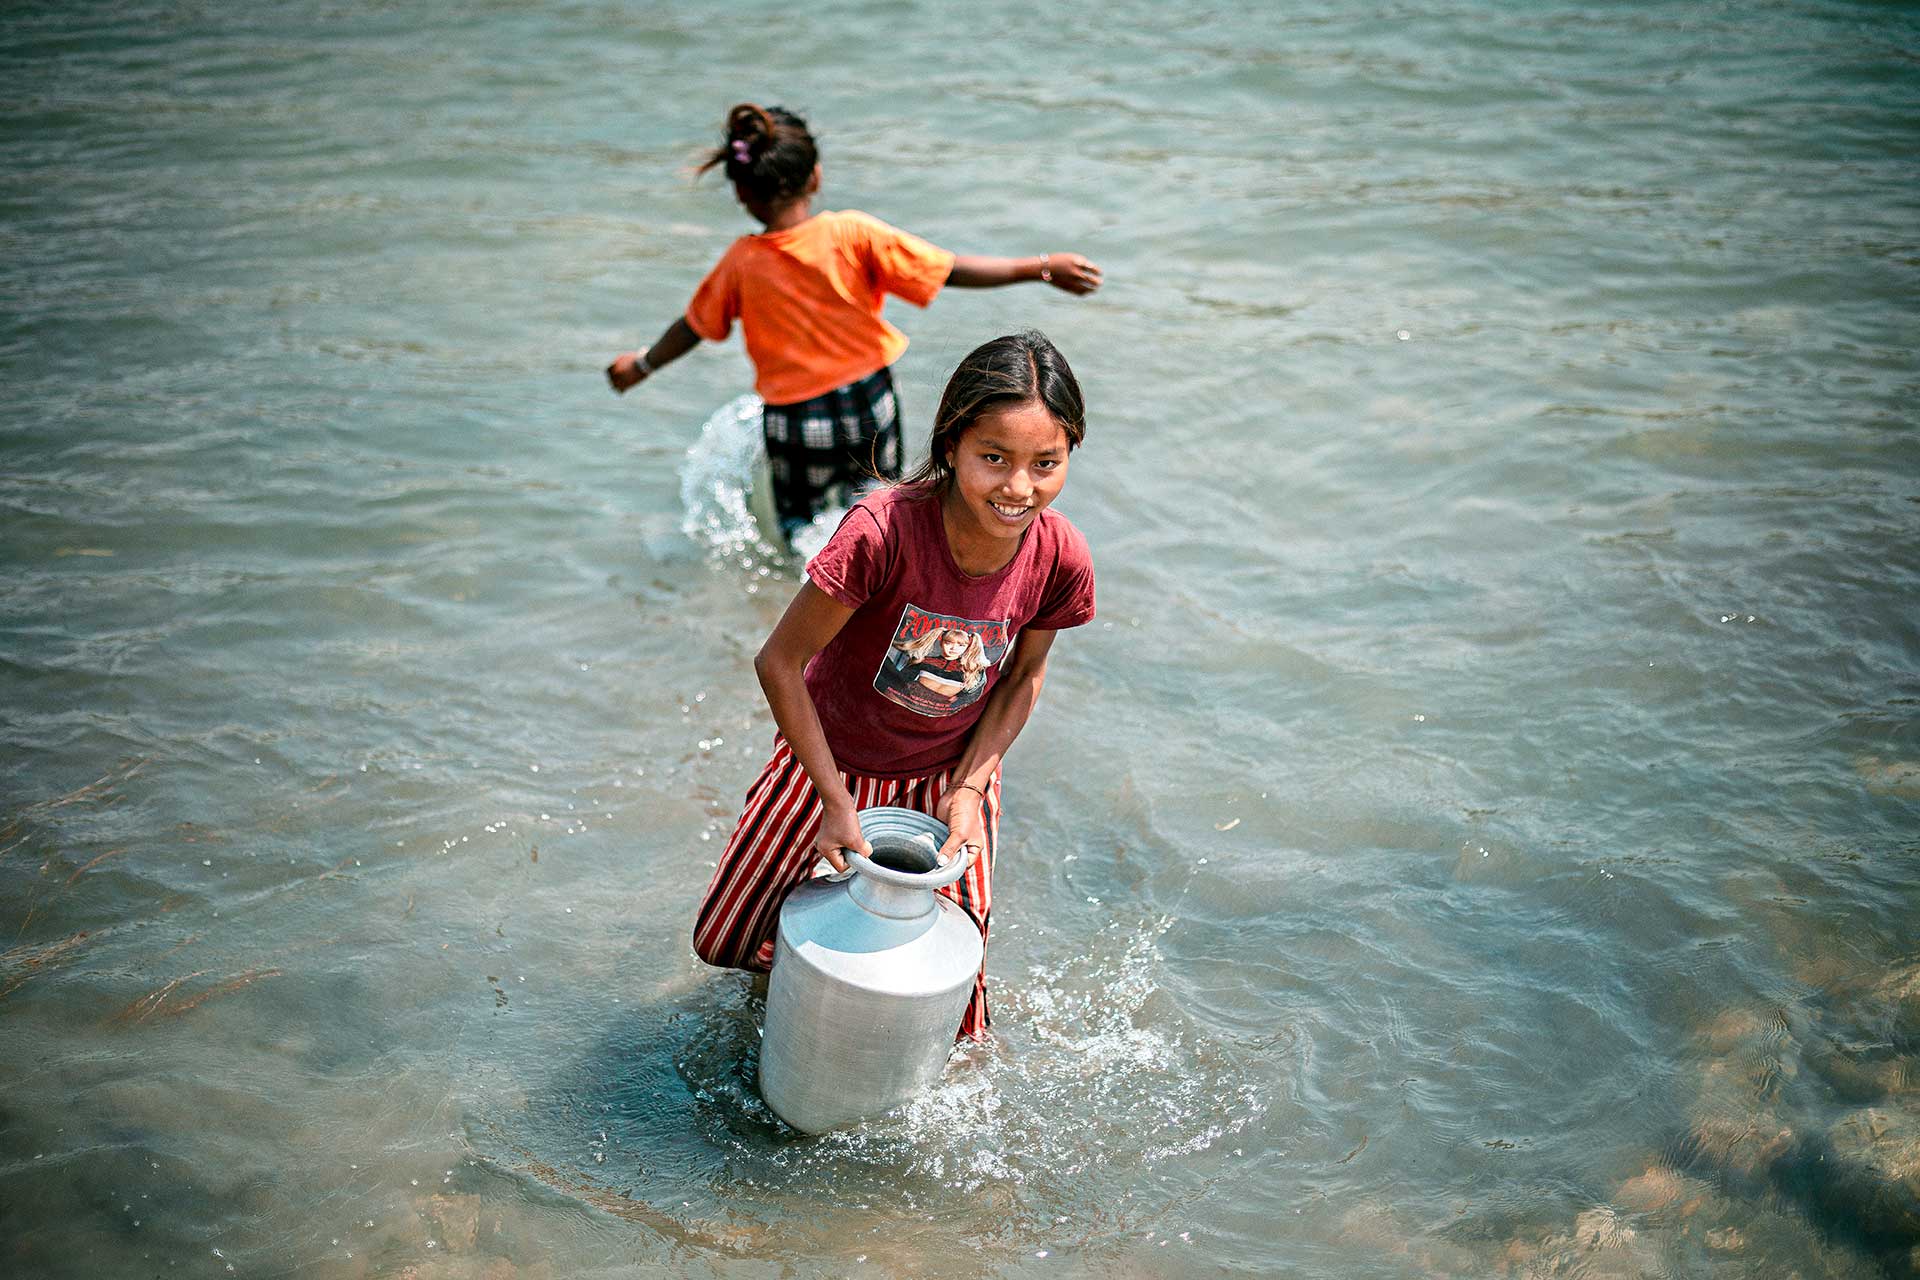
<box><xmin>693</xmin><ymin>331</ymin><xmax>1097</xmax><ymax>1040</ymax></box>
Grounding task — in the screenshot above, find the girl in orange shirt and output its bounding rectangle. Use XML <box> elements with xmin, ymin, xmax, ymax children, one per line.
<box><xmin>606</xmin><ymin>103</ymin><xmax>1102</xmax><ymax>539</ymax></box>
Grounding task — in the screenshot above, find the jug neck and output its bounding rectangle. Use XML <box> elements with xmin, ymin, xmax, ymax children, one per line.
<box><xmin>847</xmin><ymin>874</ymin><xmax>938</xmax><ymax>920</ymax></box>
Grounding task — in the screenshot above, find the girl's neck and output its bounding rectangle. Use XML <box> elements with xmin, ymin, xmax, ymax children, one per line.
<box><xmin>759</xmin><ymin>197</ymin><xmax>814</xmax><ymax>233</ymax></box>
<box><xmin>940</xmin><ymin>490</ymin><xmax>1021</xmax><ymax>578</ymax></box>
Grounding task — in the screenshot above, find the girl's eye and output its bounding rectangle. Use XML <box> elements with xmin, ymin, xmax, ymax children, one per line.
<box><xmin>981</xmin><ymin>453</ymin><xmax>1004</xmax><ymax>465</ymax></box>
<box><xmin>1035</xmin><ymin>459</ymin><xmax>1059</xmax><ymax>471</ymax></box>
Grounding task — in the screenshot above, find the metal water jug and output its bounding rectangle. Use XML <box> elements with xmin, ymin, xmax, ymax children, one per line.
<box><xmin>757</xmin><ymin>806</ymin><xmax>983</xmax><ymax>1133</ymax></box>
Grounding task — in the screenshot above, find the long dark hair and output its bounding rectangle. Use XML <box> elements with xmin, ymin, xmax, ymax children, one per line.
<box><xmin>899</xmin><ymin>331</ymin><xmax>1087</xmax><ymax>497</ymax></box>
<box><xmin>698</xmin><ymin>103</ymin><xmax>817</xmax><ymax>206</ymax></box>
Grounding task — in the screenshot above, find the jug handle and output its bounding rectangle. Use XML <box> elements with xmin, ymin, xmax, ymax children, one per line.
<box><xmin>843</xmin><ymin>840</ymin><xmax>974</xmax><ymax>890</ymax></box>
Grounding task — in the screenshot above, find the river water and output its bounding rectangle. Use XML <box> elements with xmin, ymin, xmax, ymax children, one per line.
<box><xmin>4</xmin><ymin>2</ymin><xmax>1918</xmax><ymax>1276</ymax></box>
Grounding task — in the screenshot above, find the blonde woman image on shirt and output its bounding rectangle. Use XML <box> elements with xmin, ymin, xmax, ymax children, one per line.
<box><xmin>895</xmin><ymin>626</ymin><xmax>991</xmax><ymax>700</ymax></box>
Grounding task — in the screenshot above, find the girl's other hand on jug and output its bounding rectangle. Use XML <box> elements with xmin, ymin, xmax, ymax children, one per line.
<box><xmin>937</xmin><ymin>802</ymin><xmax>986</xmax><ymax>868</ymax></box>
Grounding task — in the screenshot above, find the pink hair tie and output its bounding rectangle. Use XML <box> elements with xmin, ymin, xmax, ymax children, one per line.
<box><xmin>731</xmin><ymin>139</ymin><xmax>752</xmax><ymax>165</ymax></box>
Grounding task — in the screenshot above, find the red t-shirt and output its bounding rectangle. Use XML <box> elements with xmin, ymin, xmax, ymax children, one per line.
<box><xmin>803</xmin><ymin>485</ymin><xmax>1097</xmax><ymax>779</ymax></box>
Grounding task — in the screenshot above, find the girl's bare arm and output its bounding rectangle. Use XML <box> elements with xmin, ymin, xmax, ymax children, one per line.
<box><xmin>946</xmin><ymin>254</ymin><xmax>1102</xmax><ymax>295</ymax></box>
<box><xmin>936</xmin><ymin>629</ymin><xmax>1061</xmax><ymax>861</ymax></box>
<box><xmin>754</xmin><ymin>583</ymin><xmax>870</xmax><ymax>870</ymax></box>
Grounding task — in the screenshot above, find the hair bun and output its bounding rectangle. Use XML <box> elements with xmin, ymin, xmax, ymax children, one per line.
<box><xmin>700</xmin><ymin>103</ymin><xmax>817</xmax><ymax>203</ymax></box>
<box><xmin>726</xmin><ymin>102</ymin><xmax>776</xmax><ymax>147</ymax></box>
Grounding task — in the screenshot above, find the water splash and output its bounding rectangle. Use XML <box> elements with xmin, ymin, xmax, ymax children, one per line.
<box><xmin>786</xmin><ymin>504</ymin><xmax>848</xmax><ymax>564</ymax></box>
<box><xmin>476</xmin><ymin>917</ymin><xmax>1266</xmax><ymax>1227</ymax></box>
<box><xmin>837</xmin><ymin>917</ymin><xmax>1268</xmax><ymax>1182</ymax></box>
<box><xmin>676</xmin><ymin>395</ymin><xmax>851</xmax><ymax>577</ymax></box>
<box><xmin>679</xmin><ymin>921</ymin><xmax>1257</xmax><ymax>1190</ymax></box>
<box><xmin>677</xmin><ymin>394</ymin><xmax>784</xmax><ymax>568</ymax></box>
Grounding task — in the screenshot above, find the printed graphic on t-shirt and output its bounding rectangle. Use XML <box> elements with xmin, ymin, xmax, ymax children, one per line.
<box><xmin>873</xmin><ymin>604</ymin><xmax>1011</xmax><ymax>717</ymax></box>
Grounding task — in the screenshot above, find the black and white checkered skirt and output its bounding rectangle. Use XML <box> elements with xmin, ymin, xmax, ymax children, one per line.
<box><xmin>760</xmin><ymin>365</ymin><xmax>901</xmax><ymax>529</ymax></box>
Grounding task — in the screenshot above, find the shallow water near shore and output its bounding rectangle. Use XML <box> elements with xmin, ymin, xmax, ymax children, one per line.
<box><xmin>4</xmin><ymin>1</ymin><xmax>1918</xmax><ymax>1275</ymax></box>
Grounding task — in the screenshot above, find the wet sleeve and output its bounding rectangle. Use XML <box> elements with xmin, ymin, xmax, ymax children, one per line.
<box><xmin>684</xmin><ymin>246</ymin><xmax>740</xmax><ymax>342</ymax></box>
<box><xmin>848</xmin><ymin>211</ymin><xmax>955</xmax><ymax>309</ymax></box>
<box><xmin>804</xmin><ymin>506</ymin><xmax>890</xmax><ymax>609</ymax></box>
<box><xmin>1028</xmin><ymin>518</ymin><xmax>1097</xmax><ymax>631</ymax></box>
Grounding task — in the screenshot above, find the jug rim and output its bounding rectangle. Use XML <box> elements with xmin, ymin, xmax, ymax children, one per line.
<box><xmin>846</xmin><ymin>806</ymin><xmax>973</xmax><ymax>890</ymax></box>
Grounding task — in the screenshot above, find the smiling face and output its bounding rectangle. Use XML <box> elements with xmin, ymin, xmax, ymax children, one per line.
<box><xmin>940</xmin><ymin>398</ymin><xmax>1072</xmax><ymax>569</ymax></box>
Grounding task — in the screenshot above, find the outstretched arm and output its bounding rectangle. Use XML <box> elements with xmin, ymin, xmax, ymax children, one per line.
<box><xmin>754</xmin><ymin>583</ymin><xmax>872</xmax><ymax>873</ymax></box>
<box><xmin>935</xmin><ymin>629</ymin><xmax>1061</xmax><ymax>862</ymax></box>
<box><xmin>945</xmin><ymin>253</ymin><xmax>1102</xmax><ymax>296</ymax></box>
<box><xmin>606</xmin><ymin>315</ymin><xmax>702</xmax><ymax>393</ymax></box>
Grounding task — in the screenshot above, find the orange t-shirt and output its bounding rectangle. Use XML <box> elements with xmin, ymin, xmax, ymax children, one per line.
<box><xmin>683</xmin><ymin>210</ymin><xmax>956</xmax><ymax>406</ymax></box>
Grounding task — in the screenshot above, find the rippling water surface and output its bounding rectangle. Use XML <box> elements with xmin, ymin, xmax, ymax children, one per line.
<box><xmin>4</xmin><ymin>1</ymin><xmax>1918</xmax><ymax>1275</ymax></box>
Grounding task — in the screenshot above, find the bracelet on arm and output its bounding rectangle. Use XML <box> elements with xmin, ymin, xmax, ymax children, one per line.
<box><xmin>633</xmin><ymin>349</ymin><xmax>655</xmax><ymax>376</ymax></box>
<box><xmin>950</xmin><ymin>780</ymin><xmax>987</xmax><ymax>800</ymax></box>
<box><xmin>1037</xmin><ymin>253</ymin><xmax>1052</xmax><ymax>284</ymax></box>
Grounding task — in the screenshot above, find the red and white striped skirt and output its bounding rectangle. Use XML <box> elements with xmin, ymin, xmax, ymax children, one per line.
<box><xmin>693</xmin><ymin>735</ymin><xmax>1000</xmax><ymax>1040</ymax></box>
